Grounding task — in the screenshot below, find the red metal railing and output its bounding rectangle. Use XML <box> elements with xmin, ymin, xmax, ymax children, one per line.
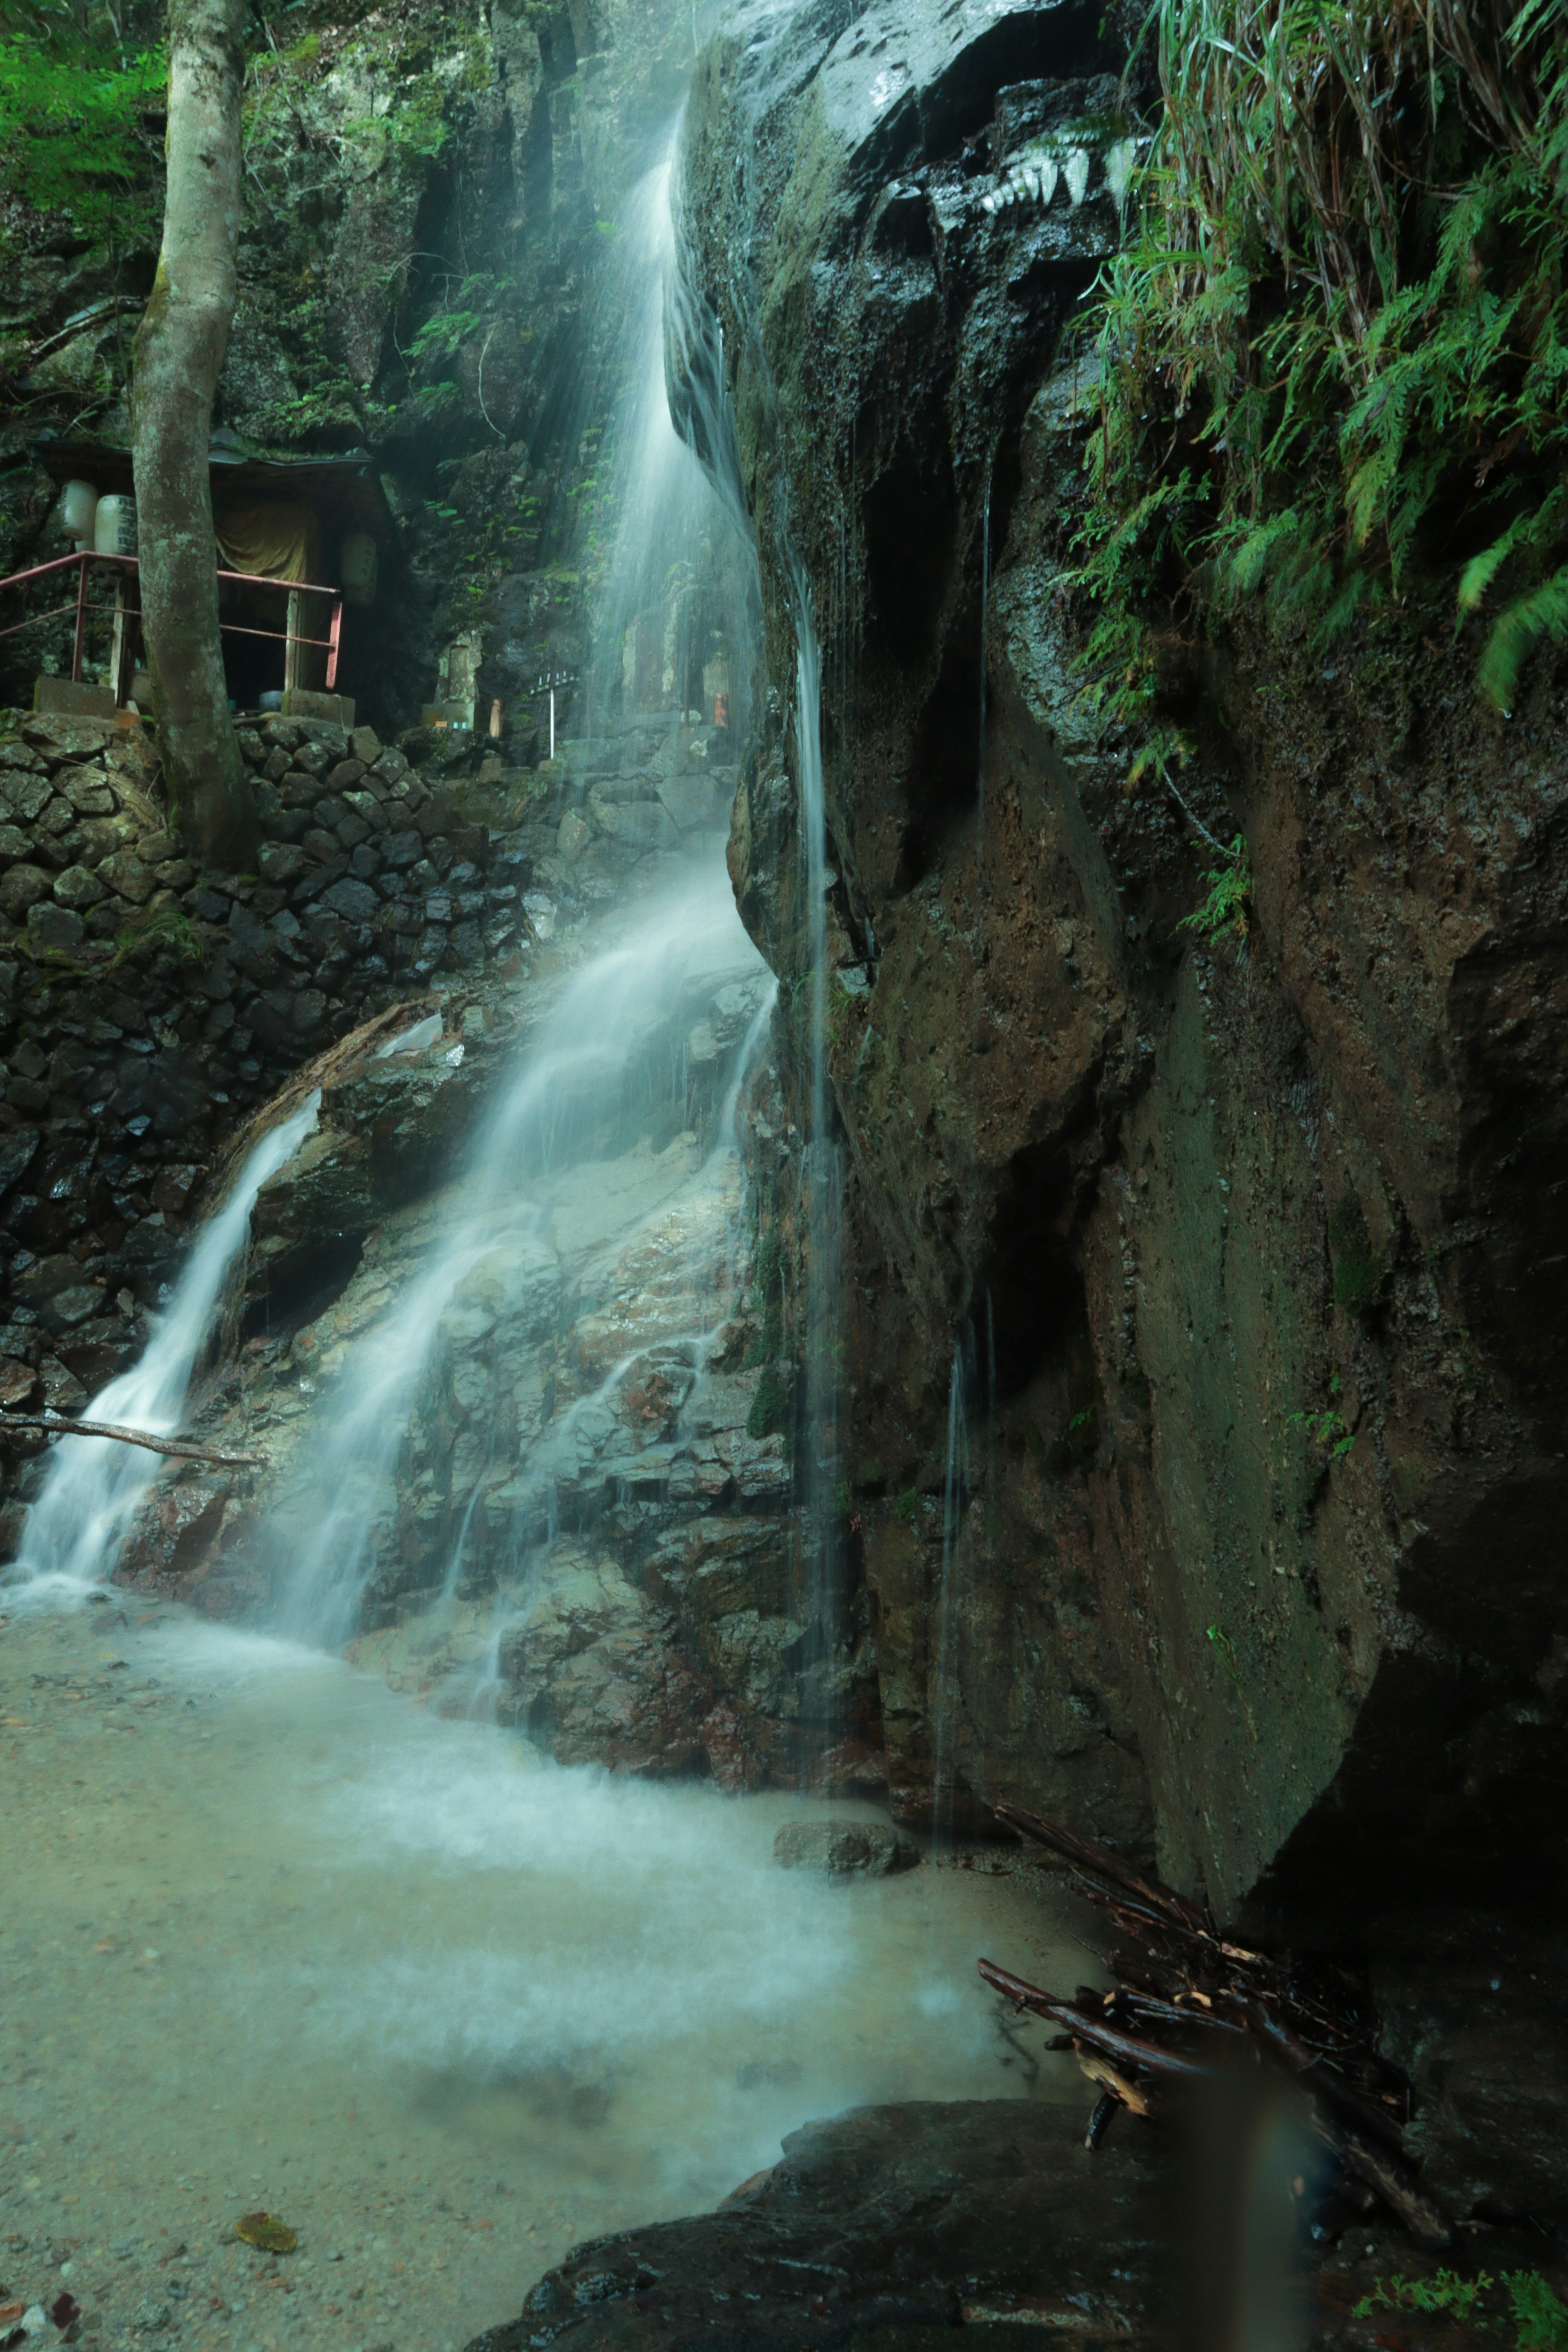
<box><xmin>0</xmin><ymin>548</ymin><xmax>344</xmax><ymax>700</ymax></box>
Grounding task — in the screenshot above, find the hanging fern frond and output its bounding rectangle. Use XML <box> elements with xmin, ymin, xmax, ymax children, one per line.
<box><xmin>1477</xmin><ymin>568</ymin><xmax>1568</xmax><ymax>713</ymax></box>
<box><xmin>1067</xmin><ymin>0</ymin><xmax>1568</xmax><ymax>757</ymax></box>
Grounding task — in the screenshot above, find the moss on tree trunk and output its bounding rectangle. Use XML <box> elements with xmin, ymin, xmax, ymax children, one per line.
<box><xmin>130</xmin><ymin>0</ymin><xmax>255</xmax><ymax>871</ymax></box>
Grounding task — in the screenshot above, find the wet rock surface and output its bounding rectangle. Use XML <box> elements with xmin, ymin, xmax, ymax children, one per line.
<box><xmin>461</xmin><ymin>2085</ymin><xmax>1568</xmax><ymax>2352</ymax></box>
<box><xmin>463</xmin><ymin>2100</ymin><xmax>1169</xmax><ymax>2352</ymax></box>
<box><xmin>33</xmin><ymin>785</ymin><xmax>822</xmax><ymax>1785</ymax></box>
<box><xmin>677</xmin><ymin>0</ymin><xmax>1568</xmax><ymax>1933</ymax></box>
<box><xmin>772</xmin><ymin>1818</ymin><xmax>918</xmax><ymax>1876</ymax></box>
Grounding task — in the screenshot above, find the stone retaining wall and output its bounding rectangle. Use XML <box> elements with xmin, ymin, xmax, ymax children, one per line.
<box><xmin>0</xmin><ymin>702</ymin><xmax>742</xmax><ymax>1516</ymax></box>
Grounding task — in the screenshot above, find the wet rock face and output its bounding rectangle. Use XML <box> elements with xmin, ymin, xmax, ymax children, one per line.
<box><xmin>678</xmin><ymin>1</ymin><xmax>1568</xmax><ymax>1921</ymax></box>
<box><xmin>772</xmin><ymin>1817</ymin><xmax>918</xmax><ymax>1875</ymax></box>
<box><xmin>462</xmin><ymin>2073</ymin><xmax>1568</xmax><ymax>2352</ymax></box>
<box><xmin>463</xmin><ymin>2100</ymin><xmax>1169</xmax><ymax>2352</ymax></box>
<box><xmin>92</xmin><ymin>773</ymin><xmax>841</xmax><ymax>1788</ymax></box>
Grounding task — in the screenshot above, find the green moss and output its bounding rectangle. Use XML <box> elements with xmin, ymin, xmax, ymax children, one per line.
<box><xmin>110</xmin><ymin>901</ymin><xmax>204</xmax><ymax>969</ymax></box>
<box><xmin>746</xmin><ymin>1363</ymin><xmax>791</xmax><ymax>1440</ymax></box>
<box><xmin>1328</xmin><ymin>1190</ymin><xmax>1383</xmax><ymax>1314</ymax></box>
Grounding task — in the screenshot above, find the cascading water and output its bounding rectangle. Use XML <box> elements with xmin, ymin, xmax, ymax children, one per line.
<box><xmin>978</xmin><ymin>460</ymin><xmax>991</xmax><ymax>861</ymax></box>
<box><xmin>269</xmin><ymin>867</ymin><xmax>765</xmax><ymax>1647</ymax></box>
<box><xmin>0</xmin><ymin>64</ymin><xmax>1102</xmax><ymax>2350</ymax></box>
<box><xmin>931</xmin><ymin>1337</ymin><xmax>973</xmax><ymax>1837</ymax></box>
<box><xmin>789</xmin><ymin>572</ymin><xmax>847</xmax><ymax>1768</ymax></box>
<box><xmin>3</xmin><ymin>1096</ymin><xmax>320</xmax><ymax>1607</ymax></box>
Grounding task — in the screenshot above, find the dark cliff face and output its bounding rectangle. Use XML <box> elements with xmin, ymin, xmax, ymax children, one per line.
<box><xmin>676</xmin><ymin>0</ymin><xmax>1568</xmax><ymax>1920</ymax></box>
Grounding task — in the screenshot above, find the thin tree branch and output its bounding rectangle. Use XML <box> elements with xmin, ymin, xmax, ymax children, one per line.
<box><xmin>3</xmin><ymin>1414</ymin><xmax>265</xmax><ymax>1467</ymax></box>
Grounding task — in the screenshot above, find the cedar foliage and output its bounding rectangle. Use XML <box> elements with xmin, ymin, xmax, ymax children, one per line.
<box><xmin>1074</xmin><ymin>0</ymin><xmax>1568</xmax><ymax>772</ymax></box>
<box><xmin>0</xmin><ymin>11</ymin><xmax>164</xmax><ymax>250</ymax></box>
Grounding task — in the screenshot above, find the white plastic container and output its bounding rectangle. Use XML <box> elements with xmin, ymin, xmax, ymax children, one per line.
<box><xmin>58</xmin><ymin>479</ymin><xmax>98</xmax><ymax>551</ymax></box>
<box><xmin>94</xmin><ymin>493</ymin><xmax>137</xmax><ymax>557</ymax></box>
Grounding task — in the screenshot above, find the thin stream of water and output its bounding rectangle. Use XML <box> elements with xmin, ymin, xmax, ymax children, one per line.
<box><xmin>932</xmin><ymin>1339</ymin><xmax>973</xmax><ymax>1839</ymax></box>
<box><xmin>790</xmin><ymin>577</ymin><xmax>846</xmax><ymax>1765</ymax></box>
<box><xmin>5</xmin><ymin>1094</ymin><xmax>321</xmax><ymax>1609</ymax></box>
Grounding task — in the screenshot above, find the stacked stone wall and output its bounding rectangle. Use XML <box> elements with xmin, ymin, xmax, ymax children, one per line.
<box><xmin>0</xmin><ymin>706</ymin><xmax>536</xmax><ymax>1448</ymax></box>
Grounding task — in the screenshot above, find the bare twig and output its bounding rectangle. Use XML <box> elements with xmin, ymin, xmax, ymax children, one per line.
<box><xmin>3</xmin><ymin>1414</ymin><xmax>265</xmax><ymax>1468</ymax></box>
<box><xmin>981</xmin><ymin>1802</ymin><xmax>1450</xmax><ymax>2249</ymax></box>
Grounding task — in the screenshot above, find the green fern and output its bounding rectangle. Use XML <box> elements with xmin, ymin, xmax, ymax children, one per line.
<box><xmin>1477</xmin><ymin>567</ymin><xmax>1568</xmax><ymax>715</ymax></box>
<box><xmin>1178</xmin><ymin>835</ymin><xmax>1252</xmax><ymax>944</ymax></box>
<box><xmin>1355</xmin><ymin>2269</ymin><xmax>1568</xmax><ymax>2352</ymax></box>
<box><xmin>1070</xmin><ymin>0</ymin><xmax>1568</xmax><ymax>747</ymax></box>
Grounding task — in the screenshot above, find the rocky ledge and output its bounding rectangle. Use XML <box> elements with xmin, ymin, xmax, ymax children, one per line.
<box><xmin>461</xmin><ymin>2078</ymin><xmax>1568</xmax><ymax>2352</ymax></box>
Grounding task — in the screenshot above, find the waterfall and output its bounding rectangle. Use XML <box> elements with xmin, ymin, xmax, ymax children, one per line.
<box><xmin>270</xmin><ymin>869</ymin><xmax>763</xmax><ymax>1646</ymax></box>
<box><xmin>789</xmin><ymin>576</ymin><xmax>846</xmax><ymax>1766</ymax></box>
<box><xmin>258</xmin><ymin>135</ymin><xmax>771</xmax><ymax>1651</ymax></box>
<box><xmin>931</xmin><ymin>1340</ymin><xmax>972</xmax><ymax>1836</ymax></box>
<box><xmin>978</xmin><ymin>461</ymin><xmax>991</xmax><ymax>862</ymax></box>
<box><xmin>3</xmin><ymin>1094</ymin><xmax>321</xmax><ymax>1606</ymax></box>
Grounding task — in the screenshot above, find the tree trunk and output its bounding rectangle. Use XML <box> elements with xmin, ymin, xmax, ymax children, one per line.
<box><xmin>130</xmin><ymin>0</ymin><xmax>255</xmax><ymax>871</ymax></box>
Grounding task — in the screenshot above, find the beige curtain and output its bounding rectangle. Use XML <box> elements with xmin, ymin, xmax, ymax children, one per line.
<box><xmin>213</xmin><ymin>498</ymin><xmax>318</xmax><ymax>583</ymax></box>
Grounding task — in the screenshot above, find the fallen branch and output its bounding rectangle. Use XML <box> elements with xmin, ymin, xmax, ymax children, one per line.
<box><xmin>979</xmin><ymin>1959</ymin><xmax>1209</xmax><ymax>2080</ymax></box>
<box><xmin>2</xmin><ymin>1413</ymin><xmax>265</xmax><ymax>1468</ymax></box>
<box><xmin>982</xmin><ymin>1805</ymin><xmax>1450</xmax><ymax>2250</ymax></box>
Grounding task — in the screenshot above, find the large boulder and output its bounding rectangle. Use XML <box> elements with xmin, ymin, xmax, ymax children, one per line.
<box><xmin>462</xmin><ymin>2100</ymin><xmax>1168</xmax><ymax>2352</ymax></box>
<box><xmin>676</xmin><ymin>0</ymin><xmax>1568</xmax><ymax>1931</ymax></box>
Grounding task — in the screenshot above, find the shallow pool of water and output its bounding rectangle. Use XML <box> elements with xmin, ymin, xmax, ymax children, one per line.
<box><xmin>2</xmin><ymin>1597</ymin><xmax>1082</xmax><ymax>2352</ymax></box>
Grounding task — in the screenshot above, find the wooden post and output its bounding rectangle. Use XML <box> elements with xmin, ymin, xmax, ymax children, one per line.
<box><xmin>109</xmin><ymin>567</ymin><xmax>140</xmax><ymax>708</ymax></box>
<box><xmin>284</xmin><ymin>585</ymin><xmax>304</xmax><ymax>698</ymax></box>
<box><xmin>71</xmin><ymin>553</ymin><xmax>89</xmax><ymax>683</ymax></box>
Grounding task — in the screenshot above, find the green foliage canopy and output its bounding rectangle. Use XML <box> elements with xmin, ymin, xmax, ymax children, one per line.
<box><xmin>0</xmin><ymin>21</ymin><xmax>164</xmax><ymax>247</ymax></box>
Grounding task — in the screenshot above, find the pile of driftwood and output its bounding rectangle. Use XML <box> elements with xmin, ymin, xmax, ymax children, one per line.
<box><xmin>979</xmin><ymin>1803</ymin><xmax>1450</xmax><ymax>2248</ymax></box>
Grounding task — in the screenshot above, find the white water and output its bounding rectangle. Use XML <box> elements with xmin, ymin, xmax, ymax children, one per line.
<box><xmin>0</xmin><ymin>104</ymin><xmax>1099</xmax><ymax>2352</ymax></box>
<box><xmin>788</xmin><ymin>580</ymin><xmax>847</xmax><ymax>1752</ymax></box>
<box><xmin>3</xmin><ymin>1095</ymin><xmax>321</xmax><ymax>1609</ymax></box>
<box><xmin>268</xmin><ymin>863</ymin><xmax>764</xmax><ymax>1646</ymax></box>
<box><xmin>932</xmin><ymin>1340</ymin><xmax>971</xmax><ymax>1836</ymax></box>
<box><xmin>5</xmin><ymin>1599</ymin><xmax>1083</xmax><ymax>2352</ymax></box>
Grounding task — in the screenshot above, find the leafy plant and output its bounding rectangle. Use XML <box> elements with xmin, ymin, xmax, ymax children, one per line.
<box><xmin>895</xmin><ymin>1486</ymin><xmax>920</xmax><ymax>1522</ymax></box>
<box><xmin>0</xmin><ymin>25</ymin><xmax>164</xmax><ymax>247</ymax></box>
<box><xmin>1177</xmin><ymin>833</ymin><xmax>1252</xmax><ymax>945</ymax></box>
<box><xmin>110</xmin><ymin>900</ymin><xmax>204</xmax><ymax>969</ymax></box>
<box><xmin>1355</xmin><ymin>2269</ymin><xmax>1568</xmax><ymax>2352</ymax></box>
<box><xmin>1292</xmin><ymin>1370</ymin><xmax>1355</xmax><ymax>1458</ymax></box>
<box><xmin>1047</xmin><ymin>1404</ymin><xmax>1100</xmax><ymax>1474</ymax></box>
<box><xmin>1509</xmin><ymin>2272</ymin><xmax>1568</xmax><ymax>2352</ymax></box>
<box><xmin>1071</xmin><ymin>0</ymin><xmax>1568</xmax><ymax>757</ymax></box>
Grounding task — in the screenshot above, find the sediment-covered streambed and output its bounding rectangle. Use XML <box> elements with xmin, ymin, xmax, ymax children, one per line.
<box><xmin>2</xmin><ymin>1597</ymin><xmax>1082</xmax><ymax>2352</ymax></box>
